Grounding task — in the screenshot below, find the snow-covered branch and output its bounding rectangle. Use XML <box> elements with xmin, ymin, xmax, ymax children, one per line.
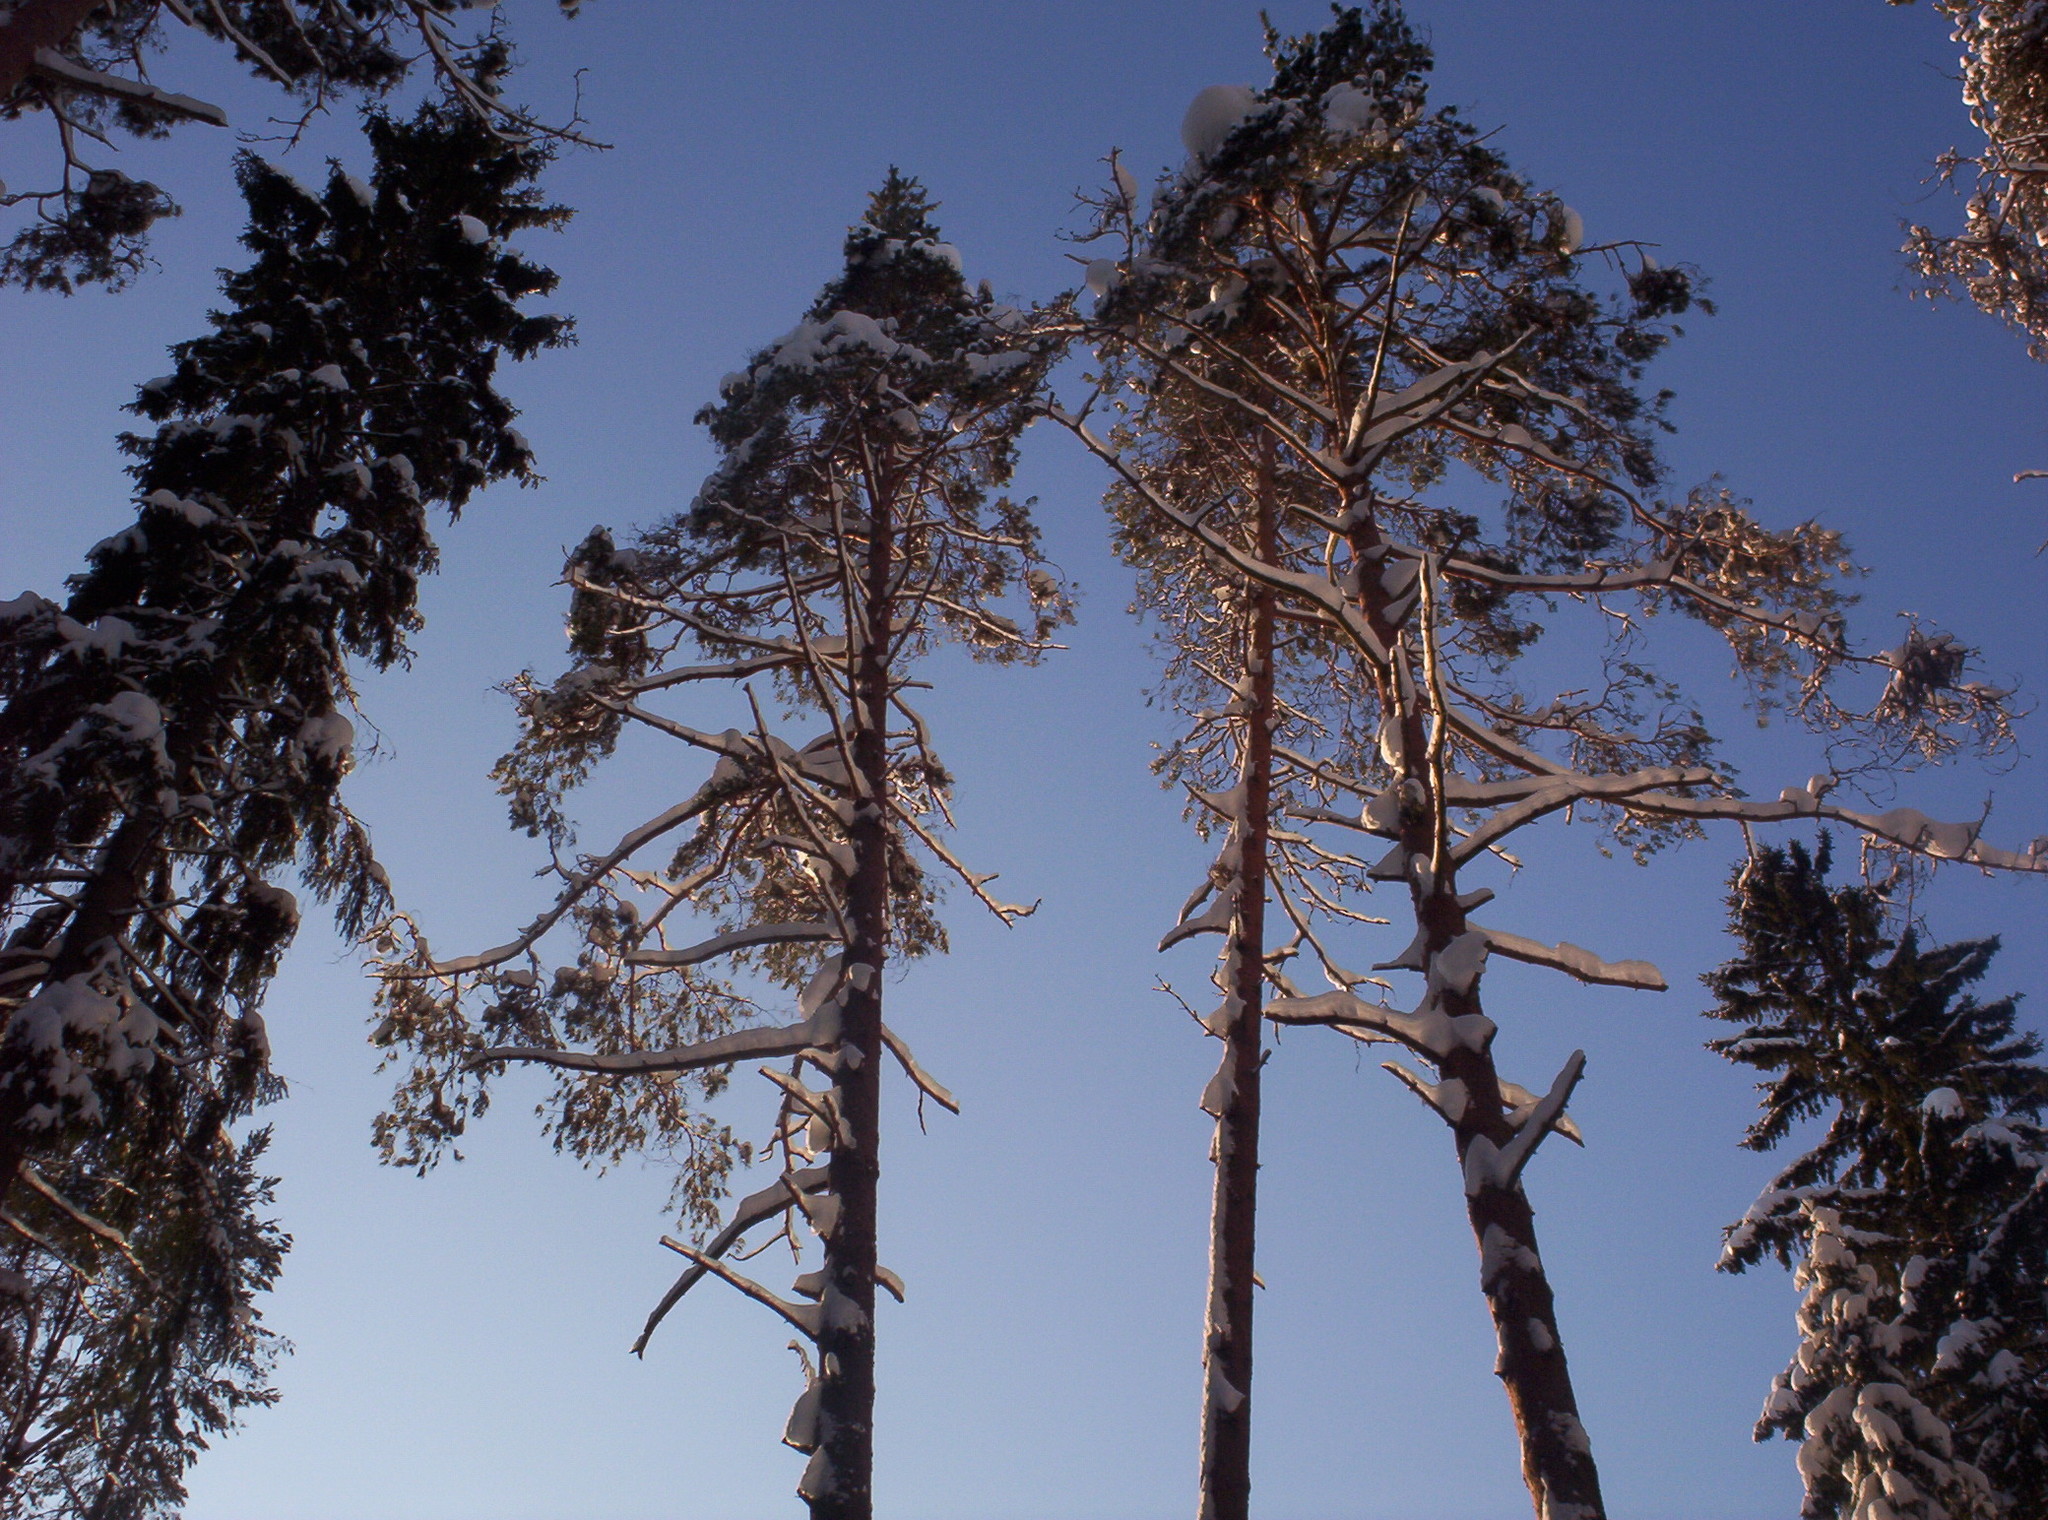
<box><xmin>623</xmin><ymin>921</ymin><xmax>845</xmax><ymax>969</ymax></box>
<box><xmin>473</xmin><ymin>1010</ymin><xmax>839</xmax><ymax>1078</ymax></box>
<box><xmin>634</xmin><ymin>1166</ymin><xmax>832</xmax><ymax>1355</ymax></box>
<box><xmin>1462</xmin><ymin>1050</ymin><xmax>1586</xmax><ymax>1195</ymax></box>
<box><xmin>1474</xmin><ymin>926</ymin><xmax>1666</xmax><ymax>992</ymax></box>
<box><xmin>654</xmin><ymin>1241</ymin><xmax>822</xmax><ymax>1340</ymax></box>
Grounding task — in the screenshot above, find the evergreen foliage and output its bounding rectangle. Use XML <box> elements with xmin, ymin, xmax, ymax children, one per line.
<box><xmin>1711</xmin><ymin>837</ymin><xmax>2048</xmax><ymax>1518</ymax></box>
<box><xmin>0</xmin><ymin>78</ymin><xmax>566</xmax><ymax>1512</ymax></box>
<box><xmin>0</xmin><ymin>1</ymin><xmax>587</xmax><ymax>293</ymax></box>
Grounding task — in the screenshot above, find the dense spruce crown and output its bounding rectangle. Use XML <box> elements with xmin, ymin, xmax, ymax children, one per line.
<box><xmin>0</xmin><ymin>80</ymin><xmax>567</xmax><ymax>1515</ymax></box>
<box><xmin>1711</xmin><ymin>838</ymin><xmax>2048</xmax><ymax>1520</ymax></box>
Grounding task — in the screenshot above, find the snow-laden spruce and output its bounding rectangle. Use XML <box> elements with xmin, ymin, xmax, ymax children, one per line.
<box><xmin>0</xmin><ymin>82</ymin><xmax>567</xmax><ymax>1514</ymax></box>
<box><xmin>1048</xmin><ymin>6</ymin><xmax>2045</xmax><ymax>1518</ymax></box>
<box><xmin>371</xmin><ymin>171</ymin><xmax>1069</xmax><ymax>1520</ymax></box>
<box><xmin>1710</xmin><ymin>838</ymin><xmax>2048</xmax><ymax>1520</ymax></box>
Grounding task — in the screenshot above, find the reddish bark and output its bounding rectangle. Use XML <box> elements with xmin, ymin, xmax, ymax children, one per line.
<box><xmin>0</xmin><ymin>0</ymin><xmax>111</xmax><ymax>101</ymax></box>
<box><xmin>1196</xmin><ymin>453</ymin><xmax>1279</xmax><ymax>1520</ymax></box>
<box><xmin>1346</xmin><ymin>511</ymin><xmax>1607</xmax><ymax>1520</ymax></box>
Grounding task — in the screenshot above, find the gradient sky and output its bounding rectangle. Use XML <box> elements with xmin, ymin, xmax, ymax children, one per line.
<box><xmin>4</xmin><ymin>4</ymin><xmax>2047</xmax><ymax>1518</ymax></box>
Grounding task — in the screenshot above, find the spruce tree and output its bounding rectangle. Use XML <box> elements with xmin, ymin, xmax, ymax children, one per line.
<box><xmin>0</xmin><ymin>75</ymin><xmax>567</xmax><ymax>1512</ymax></box>
<box><xmin>1711</xmin><ymin>837</ymin><xmax>2048</xmax><ymax>1518</ymax></box>
<box><xmin>372</xmin><ymin>170</ymin><xmax>1067</xmax><ymax>1520</ymax></box>
<box><xmin>1056</xmin><ymin>6</ymin><xmax>2046</xmax><ymax>1514</ymax></box>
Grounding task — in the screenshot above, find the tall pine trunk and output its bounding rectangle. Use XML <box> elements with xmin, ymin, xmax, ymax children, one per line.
<box><xmin>1198</xmin><ymin>455</ymin><xmax>1278</xmax><ymax>1520</ymax></box>
<box><xmin>809</xmin><ymin>500</ymin><xmax>894</xmax><ymax>1520</ymax></box>
<box><xmin>1348</xmin><ymin>516</ymin><xmax>1605</xmax><ymax>1520</ymax></box>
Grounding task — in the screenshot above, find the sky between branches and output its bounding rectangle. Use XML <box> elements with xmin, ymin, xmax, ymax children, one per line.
<box><xmin>3</xmin><ymin>3</ymin><xmax>2045</xmax><ymax>1519</ymax></box>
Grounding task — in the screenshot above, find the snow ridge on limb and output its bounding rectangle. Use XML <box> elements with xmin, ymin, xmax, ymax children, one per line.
<box><xmin>473</xmin><ymin>1009</ymin><xmax>840</xmax><ymax>1079</ymax></box>
<box><xmin>1474</xmin><ymin>927</ymin><xmax>1665</xmax><ymax>991</ymax></box>
<box><xmin>1462</xmin><ymin>1051</ymin><xmax>1586</xmax><ymax>1194</ymax></box>
<box><xmin>27</xmin><ymin>47</ymin><xmax>227</xmax><ymax>125</ymax></box>
<box><xmin>637</xmin><ymin>1166</ymin><xmax>833</xmax><ymax>1354</ymax></box>
<box><xmin>879</xmin><ymin>1024</ymin><xmax>958</xmax><ymax>1116</ymax></box>
<box><xmin>626</xmin><ymin>920</ymin><xmax>845</xmax><ymax>969</ymax></box>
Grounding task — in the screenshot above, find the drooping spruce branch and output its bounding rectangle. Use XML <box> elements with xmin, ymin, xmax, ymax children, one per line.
<box><xmin>372</xmin><ymin>170</ymin><xmax>1068</xmax><ymax>1520</ymax></box>
<box><xmin>0</xmin><ymin>4</ymin><xmax>594</xmax><ymax>293</ymax></box>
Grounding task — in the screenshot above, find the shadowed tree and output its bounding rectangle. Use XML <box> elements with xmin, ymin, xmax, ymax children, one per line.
<box><xmin>0</xmin><ymin>0</ymin><xmax>591</xmax><ymax>292</ymax></box>
<box><xmin>0</xmin><ymin>76</ymin><xmax>566</xmax><ymax>1512</ymax></box>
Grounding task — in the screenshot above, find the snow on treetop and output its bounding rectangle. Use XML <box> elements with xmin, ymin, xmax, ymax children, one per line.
<box><xmin>753</xmin><ymin>309</ymin><xmax>934</xmax><ymax>381</ymax></box>
<box><xmin>1113</xmin><ymin>160</ymin><xmax>1139</xmax><ymax>209</ymax></box>
<box><xmin>298</xmin><ymin>712</ymin><xmax>356</xmax><ymax>763</ymax></box>
<box><xmin>143</xmin><ymin>488</ymin><xmax>217</xmax><ymax>526</ymax></box>
<box><xmin>245</xmin><ymin>882</ymin><xmax>301</xmax><ymax>926</ymax></box>
<box><xmin>0</xmin><ymin>592</ymin><xmax>54</xmax><ymax>622</ymax></box>
<box><xmin>95</xmin><ymin>691</ymin><xmax>165</xmax><ymax>743</ymax></box>
<box><xmin>1182</xmin><ymin>84</ymin><xmax>1260</xmax><ymax>160</ymax></box>
<box><xmin>1921</xmin><ymin>1087</ymin><xmax>1965</xmax><ymax>1119</ymax></box>
<box><xmin>1320</xmin><ymin>82</ymin><xmax>1377</xmax><ymax>138</ymax></box>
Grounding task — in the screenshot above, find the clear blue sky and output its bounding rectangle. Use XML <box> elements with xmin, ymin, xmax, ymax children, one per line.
<box><xmin>4</xmin><ymin>4</ymin><xmax>2045</xmax><ymax>1518</ymax></box>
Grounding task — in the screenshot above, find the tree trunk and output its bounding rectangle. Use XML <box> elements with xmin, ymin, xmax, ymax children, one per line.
<box><xmin>1347</xmin><ymin>515</ymin><xmax>1607</xmax><ymax>1520</ymax></box>
<box><xmin>0</xmin><ymin>808</ymin><xmax>159</xmax><ymax>1222</ymax></box>
<box><xmin>807</xmin><ymin>500</ymin><xmax>893</xmax><ymax>1520</ymax></box>
<box><xmin>1197</xmin><ymin>456</ymin><xmax>1278</xmax><ymax>1520</ymax></box>
<box><xmin>0</xmin><ymin>0</ymin><xmax>108</xmax><ymax>101</ymax></box>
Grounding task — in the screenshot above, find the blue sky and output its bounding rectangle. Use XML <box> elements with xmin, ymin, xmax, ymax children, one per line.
<box><xmin>4</xmin><ymin>4</ymin><xmax>2046</xmax><ymax>1517</ymax></box>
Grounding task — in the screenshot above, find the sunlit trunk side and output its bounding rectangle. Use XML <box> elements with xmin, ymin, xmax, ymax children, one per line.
<box><xmin>807</xmin><ymin>469</ymin><xmax>894</xmax><ymax>1520</ymax></box>
<box><xmin>1197</xmin><ymin>450</ymin><xmax>1278</xmax><ymax>1520</ymax></box>
<box><xmin>1345</xmin><ymin>510</ymin><xmax>1605</xmax><ymax>1520</ymax></box>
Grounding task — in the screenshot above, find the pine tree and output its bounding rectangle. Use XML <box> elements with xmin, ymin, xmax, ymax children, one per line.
<box><xmin>1887</xmin><ymin>2</ymin><xmax>2048</xmax><ymax>360</ymax></box>
<box><xmin>0</xmin><ymin>0</ymin><xmax>590</xmax><ymax>292</ymax></box>
<box><xmin>1711</xmin><ymin>837</ymin><xmax>2048</xmax><ymax>1518</ymax></box>
<box><xmin>1055</xmin><ymin>6</ymin><xmax>2046</xmax><ymax>1515</ymax></box>
<box><xmin>0</xmin><ymin>75</ymin><xmax>567</xmax><ymax>1512</ymax></box>
<box><xmin>372</xmin><ymin>170</ymin><xmax>1068</xmax><ymax>1520</ymax></box>
<box><xmin>1105</xmin><ymin>262</ymin><xmax>1393</xmax><ymax>1520</ymax></box>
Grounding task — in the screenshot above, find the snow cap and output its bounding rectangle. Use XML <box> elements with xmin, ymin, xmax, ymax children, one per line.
<box><xmin>1182</xmin><ymin>85</ymin><xmax>1259</xmax><ymax>160</ymax></box>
